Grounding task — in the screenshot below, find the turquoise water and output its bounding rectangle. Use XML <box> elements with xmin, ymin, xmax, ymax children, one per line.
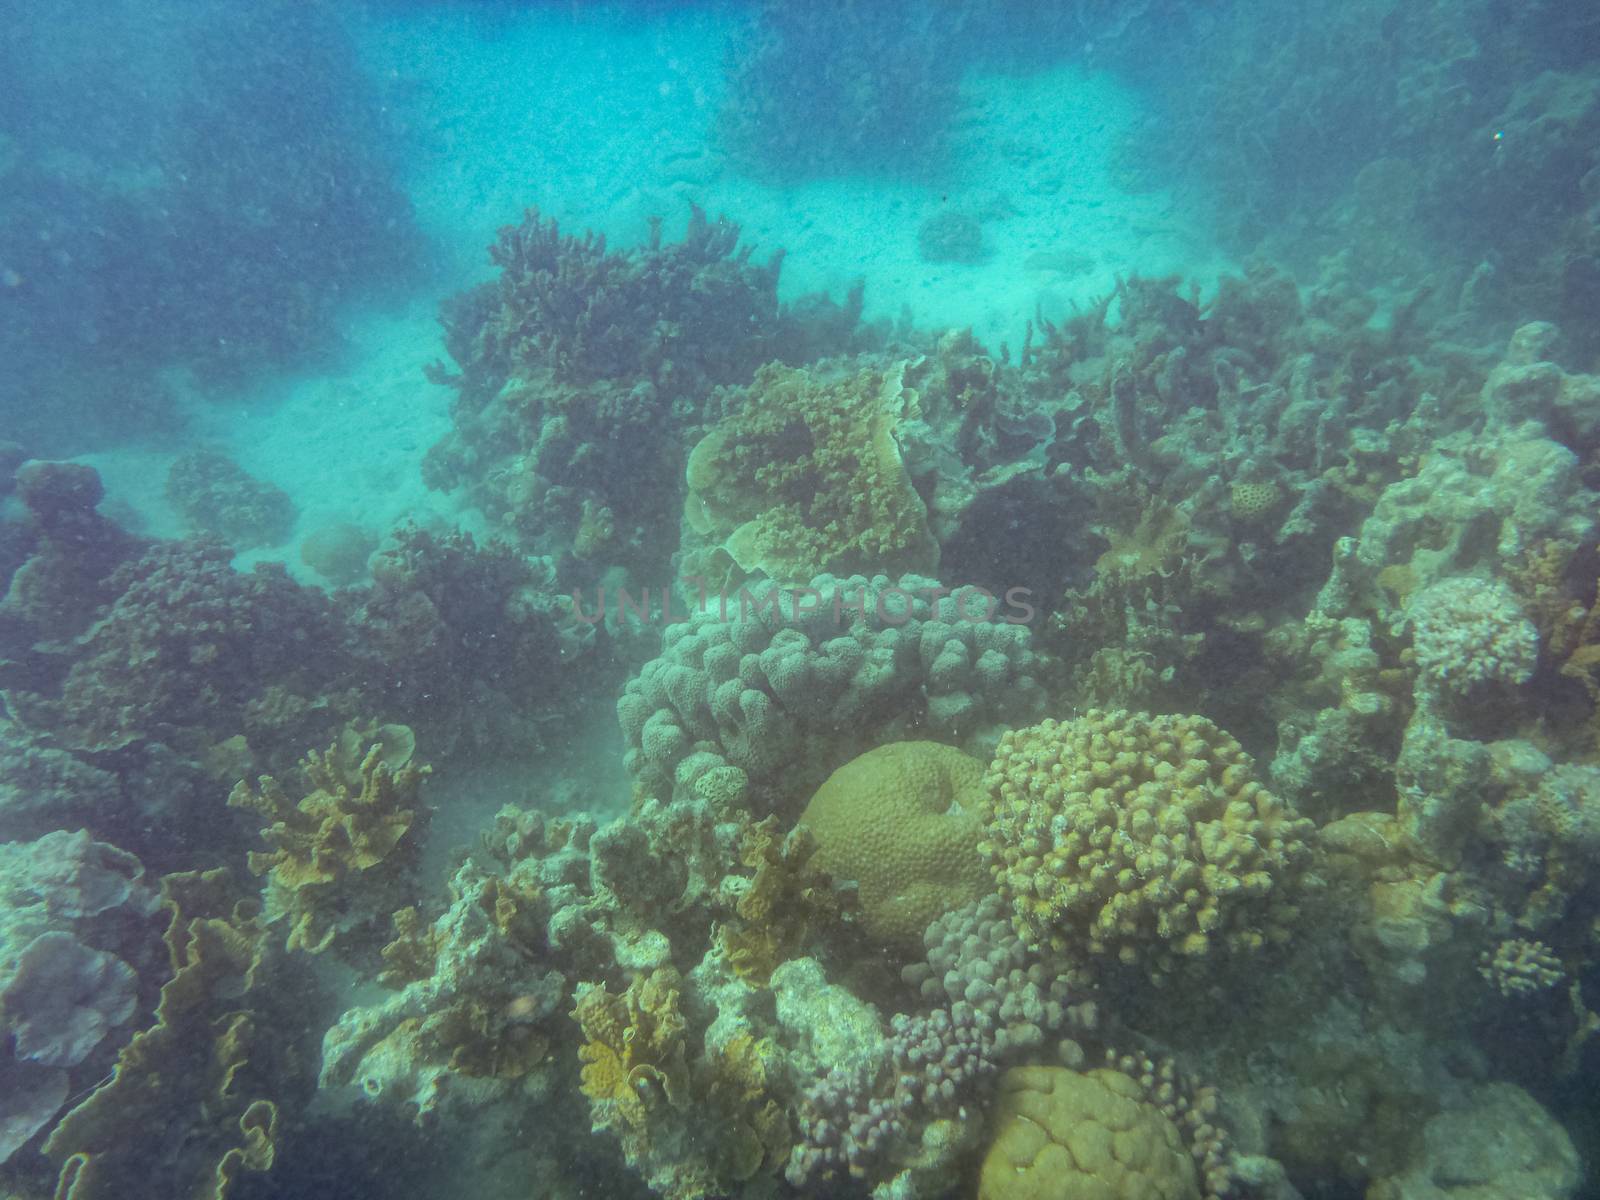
<box><xmin>2</xmin><ymin>3</ymin><xmax>1598</xmax><ymax>1198</ymax></box>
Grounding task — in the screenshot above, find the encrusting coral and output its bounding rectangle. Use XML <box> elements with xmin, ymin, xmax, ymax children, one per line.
<box><xmin>684</xmin><ymin>359</ymin><xmax>938</xmax><ymax>585</ymax></box>
<box><xmin>798</xmin><ymin>741</ymin><xmax>991</xmax><ymax>954</ymax></box>
<box><xmin>229</xmin><ymin>724</ymin><xmax>429</xmax><ymax>955</ymax></box>
<box><xmin>980</xmin><ymin>711</ymin><xmax>1314</xmax><ymax>977</ymax></box>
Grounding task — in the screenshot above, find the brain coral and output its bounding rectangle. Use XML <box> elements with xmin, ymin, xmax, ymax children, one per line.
<box><xmin>685</xmin><ymin>359</ymin><xmax>938</xmax><ymax>584</ymax></box>
<box><xmin>798</xmin><ymin>742</ymin><xmax>990</xmax><ymax>953</ymax></box>
<box><xmin>978</xmin><ymin>1066</ymin><xmax>1199</xmax><ymax>1200</ymax></box>
<box><xmin>980</xmin><ymin>711</ymin><xmax>1313</xmax><ymax>975</ymax></box>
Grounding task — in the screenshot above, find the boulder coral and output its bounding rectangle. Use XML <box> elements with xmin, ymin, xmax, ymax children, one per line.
<box><xmin>798</xmin><ymin>741</ymin><xmax>990</xmax><ymax>954</ymax></box>
<box><xmin>980</xmin><ymin>711</ymin><xmax>1314</xmax><ymax>976</ymax></box>
<box><xmin>977</xmin><ymin>1066</ymin><xmax>1199</xmax><ymax>1200</ymax></box>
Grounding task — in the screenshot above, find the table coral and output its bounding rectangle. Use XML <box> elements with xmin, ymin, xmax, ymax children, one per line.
<box><xmin>980</xmin><ymin>711</ymin><xmax>1314</xmax><ymax>976</ymax></box>
<box><xmin>798</xmin><ymin>742</ymin><xmax>990</xmax><ymax>954</ymax></box>
<box><xmin>229</xmin><ymin>726</ymin><xmax>429</xmax><ymax>955</ymax></box>
<box><xmin>977</xmin><ymin>1066</ymin><xmax>1200</xmax><ymax>1200</ymax></box>
<box><xmin>684</xmin><ymin>359</ymin><xmax>938</xmax><ymax>584</ymax></box>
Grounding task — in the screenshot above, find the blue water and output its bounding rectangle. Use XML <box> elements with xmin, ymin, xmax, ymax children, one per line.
<box><xmin>2</xmin><ymin>2</ymin><xmax>1599</xmax><ymax>1198</ymax></box>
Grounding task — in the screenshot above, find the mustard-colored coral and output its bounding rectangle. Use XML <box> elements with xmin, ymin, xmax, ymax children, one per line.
<box><xmin>717</xmin><ymin>816</ymin><xmax>844</xmax><ymax>984</ymax></box>
<box><xmin>980</xmin><ymin>711</ymin><xmax>1313</xmax><ymax>975</ymax></box>
<box><xmin>978</xmin><ymin>1066</ymin><xmax>1200</xmax><ymax>1200</ymax></box>
<box><xmin>684</xmin><ymin>359</ymin><xmax>938</xmax><ymax>583</ymax></box>
<box><xmin>574</xmin><ymin>967</ymin><xmax>690</xmax><ymax>1129</ymax></box>
<box><xmin>229</xmin><ymin>726</ymin><xmax>429</xmax><ymax>954</ymax></box>
<box><xmin>799</xmin><ymin>741</ymin><xmax>990</xmax><ymax>953</ymax></box>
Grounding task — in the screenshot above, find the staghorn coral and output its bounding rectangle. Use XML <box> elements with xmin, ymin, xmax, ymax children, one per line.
<box><xmin>797</xmin><ymin>742</ymin><xmax>990</xmax><ymax>955</ymax></box>
<box><xmin>684</xmin><ymin>359</ymin><xmax>938</xmax><ymax>585</ymax></box>
<box><xmin>980</xmin><ymin>711</ymin><xmax>1314</xmax><ymax>977</ymax></box>
<box><xmin>229</xmin><ymin>726</ymin><xmax>428</xmax><ymax>956</ymax></box>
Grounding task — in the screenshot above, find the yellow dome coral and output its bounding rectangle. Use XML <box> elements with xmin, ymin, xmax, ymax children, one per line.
<box><xmin>979</xmin><ymin>711</ymin><xmax>1312</xmax><ymax>975</ymax></box>
<box><xmin>978</xmin><ymin>1066</ymin><xmax>1200</xmax><ymax>1200</ymax></box>
<box><xmin>798</xmin><ymin>742</ymin><xmax>989</xmax><ymax>953</ymax></box>
<box><xmin>684</xmin><ymin>359</ymin><xmax>938</xmax><ymax>584</ymax></box>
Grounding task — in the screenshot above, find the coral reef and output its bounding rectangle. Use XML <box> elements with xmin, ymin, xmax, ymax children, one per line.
<box><xmin>617</xmin><ymin>572</ymin><xmax>1046</xmax><ymax>813</ymax></box>
<box><xmin>422</xmin><ymin>207</ymin><xmax>861</xmax><ymax>569</ymax></box>
<box><xmin>40</xmin><ymin>868</ymin><xmax>281</xmax><ymax>1200</ymax></box>
<box><xmin>977</xmin><ymin>1066</ymin><xmax>1200</xmax><ymax>1200</ymax></box>
<box><xmin>229</xmin><ymin>726</ymin><xmax>429</xmax><ymax>956</ymax></box>
<box><xmin>684</xmin><ymin>360</ymin><xmax>938</xmax><ymax>585</ymax></box>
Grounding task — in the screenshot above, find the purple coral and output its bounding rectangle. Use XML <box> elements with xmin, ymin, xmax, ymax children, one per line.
<box><xmin>787</xmin><ymin>896</ymin><xmax>1095</xmax><ymax>1188</ymax></box>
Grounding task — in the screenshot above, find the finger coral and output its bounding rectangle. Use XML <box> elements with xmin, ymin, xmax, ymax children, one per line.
<box><xmin>980</xmin><ymin>711</ymin><xmax>1313</xmax><ymax>976</ymax></box>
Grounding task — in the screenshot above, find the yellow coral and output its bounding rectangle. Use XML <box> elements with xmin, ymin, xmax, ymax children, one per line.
<box><xmin>980</xmin><ymin>711</ymin><xmax>1312</xmax><ymax>975</ymax></box>
<box><xmin>44</xmin><ymin>870</ymin><xmax>277</xmax><ymax>1200</ymax></box>
<box><xmin>717</xmin><ymin>816</ymin><xmax>843</xmax><ymax>984</ymax></box>
<box><xmin>573</xmin><ymin>967</ymin><xmax>689</xmax><ymax>1129</ymax></box>
<box><xmin>799</xmin><ymin>742</ymin><xmax>990</xmax><ymax>954</ymax></box>
<box><xmin>978</xmin><ymin>1066</ymin><xmax>1200</xmax><ymax>1200</ymax></box>
<box><xmin>229</xmin><ymin>729</ymin><xmax>428</xmax><ymax>954</ymax></box>
<box><xmin>684</xmin><ymin>360</ymin><xmax>938</xmax><ymax>584</ymax></box>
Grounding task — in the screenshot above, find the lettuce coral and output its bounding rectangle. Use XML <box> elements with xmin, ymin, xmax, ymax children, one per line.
<box><xmin>685</xmin><ymin>360</ymin><xmax>938</xmax><ymax>584</ymax></box>
<box><xmin>229</xmin><ymin>725</ymin><xmax>428</xmax><ymax>955</ymax></box>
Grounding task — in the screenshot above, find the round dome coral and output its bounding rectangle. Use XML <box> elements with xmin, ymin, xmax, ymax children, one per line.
<box><xmin>798</xmin><ymin>741</ymin><xmax>990</xmax><ymax>953</ymax></box>
<box><xmin>978</xmin><ymin>1066</ymin><xmax>1200</xmax><ymax>1200</ymax></box>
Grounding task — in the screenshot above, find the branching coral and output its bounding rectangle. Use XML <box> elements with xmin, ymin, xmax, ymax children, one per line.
<box><xmin>684</xmin><ymin>359</ymin><xmax>938</xmax><ymax>585</ymax></box>
<box><xmin>980</xmin><ymin>711</ymin><xmax>1314</xmax><ymax>977</ymax></box>
<box><xmin>229</xmin><ymin>726</ymin><xmax>428</xmax><ymax>956</ymax></box>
